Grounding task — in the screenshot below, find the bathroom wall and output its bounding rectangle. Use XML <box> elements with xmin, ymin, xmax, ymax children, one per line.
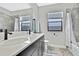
<box><xmin>0</xmin><ymin>7</ymin><xmax>15</xmax><ymax>31</ymax></box>
<box><xmin>39</xmin><ymin>3</ymin><xmax>79</xmax><ymax>48</ymax></box>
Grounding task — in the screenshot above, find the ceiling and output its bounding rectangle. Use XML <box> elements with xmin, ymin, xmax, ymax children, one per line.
<box><xmin>0</xmin><ymin>3</ymin><xmax>31</xmax><ymax>11</ymax></box>
<box><xmin>0</xmin><ymin>3</ymin><xmax>54</xmax><ymax>11</ymax></box>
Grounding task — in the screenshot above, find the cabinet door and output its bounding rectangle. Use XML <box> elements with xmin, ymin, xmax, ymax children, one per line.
<box><xmin>40</xmin><ymin>36</ymin><xmax>45</xmax><ymax>56</ymax></box>
<box><xmin>32</xmin><ymin>48</ymin><xmax>39</xmax><ymax>56</ymax></box>
<box><xmin>17</xmin><ymin>45</ymin><xmax>36</xmax><ymax>56</ymax></box>
<box><xmin>17</xmin><ymin>36</ymin><xmax>44</xmax><ymax>56</ymax></box>
<box><xmin>17</xmin><ymin>40</ymin><xmax>40</xmax><ymax>56</ymax></box>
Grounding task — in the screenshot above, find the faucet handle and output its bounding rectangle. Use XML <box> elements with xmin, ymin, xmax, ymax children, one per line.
<box><xmin>29</xmin><ymin>29</ymin><xmax>31</xmax><ymax>35</ymax></box>
<box><xmin>8</xmin><ymin>32</ymin><xmax>13</xmax><ymax>35</ymax></box>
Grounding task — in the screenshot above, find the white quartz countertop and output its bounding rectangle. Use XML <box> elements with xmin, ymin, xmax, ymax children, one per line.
<box><xmin>0</xmin><ymin>33</ymin><xmax>44</xmax><ymax>56</ymax></box>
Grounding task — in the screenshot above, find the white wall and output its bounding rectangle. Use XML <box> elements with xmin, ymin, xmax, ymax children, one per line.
<box><xmin>11</xmin><ymin>8</ymin><xmax>32</xmax><ymax>17</ymax></box>
<box><xmin>39</xmin><ymin>3</ymin><xmax>79</xmax><ymax>48</ymax></box>
<box><xmin>0</xmin><ymin>7</ymin><xmax>12</xmax><ymax>16</ymax></box>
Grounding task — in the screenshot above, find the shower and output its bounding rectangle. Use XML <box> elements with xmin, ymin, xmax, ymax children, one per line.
<box><xmin>71</xmin><ymin>8</ymin><xmax>79</xmax><ymax>43</ymax></box>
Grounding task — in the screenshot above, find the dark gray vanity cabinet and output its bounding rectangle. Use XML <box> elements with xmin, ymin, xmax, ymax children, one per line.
<box><xmin>17</xmin><ymin>36</ymin><xmax>44</xmax><ymax>56</ymax></box>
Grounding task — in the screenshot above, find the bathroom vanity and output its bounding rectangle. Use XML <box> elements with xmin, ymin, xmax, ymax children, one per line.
<box><xmin>0</xmin><ymin>33</ymin><xmax>44</xmax><ymax>56</ymax></box>
<box><xmin>17</xmin><ymin>35</ymin><xmax>44</xmax><ymax>56</ymax></box>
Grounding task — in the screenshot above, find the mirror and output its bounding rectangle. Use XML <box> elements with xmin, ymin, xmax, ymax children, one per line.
<box><xmin>0</xmin><ymin>13</ymin><xmax>41</xmax><ymax>34</ymax></box>
<box><xmin>14</xmin><ymin>16</ymin><xmax>41</xmax><ymax>33</ymax></box>
<box><xmin>14</xmin><ymin>16</ymin><xmax>31</xmax><ymax>32</ymax></box>
<box><xmin>0</xmin><ymin>12</ymin><xmax>15</xmax><ymax>32</ymax></box>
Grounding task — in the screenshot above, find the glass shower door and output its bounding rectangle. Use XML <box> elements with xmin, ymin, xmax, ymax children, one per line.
<box><xmin>71</xmin><ymin>8</ymin><xmax>79</xmax><ymax>45</ymax></box>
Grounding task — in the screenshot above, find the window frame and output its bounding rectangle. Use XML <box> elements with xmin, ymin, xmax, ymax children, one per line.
<box><xmin>47</xmin><ymin>12</ymin><xmax>63</xmax><ymax>32</ymax></box>
<box><xmin>20</xmin><ymin>16</ymin><xmax>31</xmax><ymax>31</ymax></box>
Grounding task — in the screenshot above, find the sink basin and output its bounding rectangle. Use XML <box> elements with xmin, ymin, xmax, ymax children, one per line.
<box><xmin>0</xmin><ymin>33</ymin><xmax>39</xmax><ymax>46</ymax></box>
<box><xmin>0</xmin><ymin>36</ymin><xmax>31</xmax><ymax>46</ymax></box>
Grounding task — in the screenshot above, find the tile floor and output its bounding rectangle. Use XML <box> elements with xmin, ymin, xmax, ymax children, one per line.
<box><xmin>43</xmin><ymin>45</ymin><xmax>73</xmax><ymax>56</ymax></box>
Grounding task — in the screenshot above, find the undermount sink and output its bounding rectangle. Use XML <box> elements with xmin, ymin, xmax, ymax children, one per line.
<box><xmin>0</xmin><ymin>36</ymin><xmax>31</xmax><ymax>46</ymax></box>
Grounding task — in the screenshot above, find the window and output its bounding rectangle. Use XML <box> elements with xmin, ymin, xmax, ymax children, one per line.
<box><xmin>48</xmin><ymin>12</ymin><xmax>63</xmax><ymax>31</ymax></box>
<box><xmin>20</xmin><ymin>16</ymin><xmax>31</xmax><ymax>31</ymax></box>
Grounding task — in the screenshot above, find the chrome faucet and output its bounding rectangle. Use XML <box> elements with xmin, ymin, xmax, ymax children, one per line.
<box><xmin>4</xmin><ymin>29</ymin><xmax>12</xmax><ymax>40</ymax></box>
